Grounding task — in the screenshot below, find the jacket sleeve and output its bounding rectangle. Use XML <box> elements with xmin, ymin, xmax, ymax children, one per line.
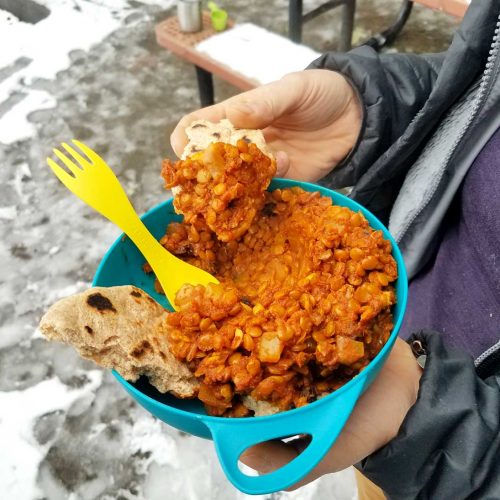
<box><xmin>358</xmin><ymin>330</ymin><xmax>500</xmax><ymax>499</ymax></box>
<box><xmin>308</xmin><ymin>49</ymin><xmax>445</xmax><ymax>188</ymax></box>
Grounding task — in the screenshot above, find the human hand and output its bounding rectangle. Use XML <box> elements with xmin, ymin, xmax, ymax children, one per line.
<box><xmin>240</xmin><ymin>338</ymin><xmax>422</xmax><ymax>490</ymax></box>
<box><xmin>171</xmin><ymin>69</ymin><xmax>363</xmax><ymax>182</ymax></box>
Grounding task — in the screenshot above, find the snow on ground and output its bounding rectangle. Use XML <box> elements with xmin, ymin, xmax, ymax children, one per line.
<box><xmin>0</xmin><ymin>371</ymin><xmax>103</xmax><ymax>499</ymax></box>
<box><xmin>0</xmin><ymin>8</ymin><xmax>19</xmax><ymax>25</ymax></box>
<box><xmin>0</xmin><ymin>0</ymin><xmax>174</xmax><ymax>144</ymax></box>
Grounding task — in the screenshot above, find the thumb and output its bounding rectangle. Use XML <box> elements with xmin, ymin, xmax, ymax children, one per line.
<box><xmin>240</xmin><ymin>441</ymin><xmax>298</xmax><ymax>474</ymax></box>
<box><xmin>240</xmin><ymin>437</ymin><xmax>323</xmax><ymax>491</ymax></box>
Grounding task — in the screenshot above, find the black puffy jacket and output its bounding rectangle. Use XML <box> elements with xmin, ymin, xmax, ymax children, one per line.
<box><xmin>309</xmin><ymin>1</ymin><xmax>500</xmax><ymax>498</ymax></box>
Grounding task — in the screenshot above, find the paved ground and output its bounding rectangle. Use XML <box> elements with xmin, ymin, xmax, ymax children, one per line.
<box><xmin>0</xmin><ymin>1</ymin><xmax>459</xmax><ymax>499</ymax></box>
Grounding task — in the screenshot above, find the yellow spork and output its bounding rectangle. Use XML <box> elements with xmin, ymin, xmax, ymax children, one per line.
<box><xmin>47</xmin><ymin>140</ymin><xmax>218</xmax><ymax>309</ymax></box>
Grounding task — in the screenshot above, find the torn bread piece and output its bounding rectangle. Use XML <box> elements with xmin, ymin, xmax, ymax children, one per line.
<box><xmin>39</xmin><ymin>286</ymin><xmax>199</xmax><ymax>398</ymax></box>
<box><xmin>242</xmin><ymin>396</ymin><xmax>280</xmax><ymax>417</ymax></box>
<box><xmin>181</xmin><ymin>118</ymin><xmax>274</xmax><ymax>160</ymax></box>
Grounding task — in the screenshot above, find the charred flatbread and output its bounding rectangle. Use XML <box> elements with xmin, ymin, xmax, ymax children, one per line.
<box><xmin>40</xmin><ymin>285</ymin><xmax>199</xmax><ymax>398</ymax></box>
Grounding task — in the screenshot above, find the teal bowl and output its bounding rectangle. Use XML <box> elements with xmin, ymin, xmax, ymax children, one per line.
<box><xmin>93</xmin><ymin>178</ymin><xmax>408</xmax><ymax>495</ymax></box>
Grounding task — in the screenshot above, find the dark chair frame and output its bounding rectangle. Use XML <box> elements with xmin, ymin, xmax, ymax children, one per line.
<box><xmin>361</xmin><ymin>0</ymin><xmax>413</xmax><ymax>50</ymax></box>
<box><xmin>288</xmin><ymin>0</ymin><xmax>357</xmax><ymax>51</ymax></box>
<box><xmin>290</xmin><ymin>0</ymin><xmax>469</xmax><ymax>52</ymax></box>
<box><xmin>288</xmin><ymin>0</ymin><xmax>415</xmax><ymax>52</ymax></box>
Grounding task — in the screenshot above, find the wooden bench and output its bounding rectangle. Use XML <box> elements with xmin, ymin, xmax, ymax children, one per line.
<box><xmin>155</xmin><ymin>13</ymin><xmax>320</xmax><ymax>107</ymax></box>
<box><xmin>414</xmin><ymin>0</ymin><xmax>469</xmax><ymax>18</ymax></box>
<box><xmin>156</xmin><ymin>13</ymin><xmax>249</xmax><ymax>107</ymax></box>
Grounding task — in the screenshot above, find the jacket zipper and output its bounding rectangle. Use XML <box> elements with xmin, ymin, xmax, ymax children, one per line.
<box><xmin>475</xmin><ymin>340</ymin><xmax>500</xmax><ymax>379</ymax></box>
<box><xmin>410</xmin><ymin>338</ymin><xmax>500</xmax><ymax>378</ymax></box>
<box><xmin>396</xmin><ymin>14</ymin><xmax>500</xmax><ymax>245</ymax></box>
<box><xmin>411</xmin><ymin>339</ymin><xmax>427</xmax><ymax>369</ymax></box>
<box><xmin>438</xmin><ymin>14</ymin><xmax>500</xmax><ymax>170</ymax></box>
<box><xmin>400</xmin><ymin>16</ymin><xmax>500</xmax><ymax>379</ymax></box>
<box><xmin>457</xmin><ymin>16</ymin><xmax>500</xmax><ymax>380</ymax></box>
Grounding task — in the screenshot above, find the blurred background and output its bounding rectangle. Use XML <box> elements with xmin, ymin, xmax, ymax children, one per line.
<box><xmin>0</xmin><ymin>1</ymin><xmax>461</xmax><ymax>498</ymax></box>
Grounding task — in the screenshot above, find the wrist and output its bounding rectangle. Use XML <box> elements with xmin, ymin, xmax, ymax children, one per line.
<box><xmin>382</xmin><ymin>339</ymin><xmax>423</xmax><ymax>444</ymax></box>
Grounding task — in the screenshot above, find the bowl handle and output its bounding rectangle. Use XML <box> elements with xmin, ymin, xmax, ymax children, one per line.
<box><xmin>205</xmin><ymin>382</ymin><xmax>363</xmax><ymax>495</ymax></box>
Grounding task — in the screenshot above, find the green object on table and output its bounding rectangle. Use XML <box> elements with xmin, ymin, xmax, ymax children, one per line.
<box><xmin>208</xmin><ymin>1</ymin><xmax>228</xmax><ymax>31</ymax></box>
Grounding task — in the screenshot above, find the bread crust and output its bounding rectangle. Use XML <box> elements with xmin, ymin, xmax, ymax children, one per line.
<box><xmin>39</xmin><ymin>286</ymin><xmax>199</xmax><ymax>398</ymax></box>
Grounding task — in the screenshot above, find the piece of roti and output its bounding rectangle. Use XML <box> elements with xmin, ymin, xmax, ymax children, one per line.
<box><xmin>181</xmin><ymin>118</ymin><xmax>274</xmax><ymax>160</ymax></box>
<box><xmin>39</xmin><ymin>285</ymin><xmax>199</xmax><ymax>398</ymax></box>
<box><xmin>242</xmin><ymin>396</ymin><xmax>280</xmax><ymax>417</ymax></box>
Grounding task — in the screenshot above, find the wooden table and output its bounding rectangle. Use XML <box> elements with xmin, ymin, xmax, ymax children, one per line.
<box><xmin>155</xmin><ymin>13</ymin><xmax>257</xmax><ymax>107</ymax></box>
<box><xmin>414</xmin><ymin>0</ymin><xmax>469</xmax><ymax>18</ymax></box>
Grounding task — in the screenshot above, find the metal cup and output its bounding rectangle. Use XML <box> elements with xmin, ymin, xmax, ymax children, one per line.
<box><xmin>177</xmin><ymin>0</ymin><xmax>202</xmax><ymax>33</ymax></box>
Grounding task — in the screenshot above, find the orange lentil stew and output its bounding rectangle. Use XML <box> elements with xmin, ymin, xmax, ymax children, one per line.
<box><xmin>148</xmin><ymin>142</ymin><xmax>397</xmax><ymax>417</ymax></box>
<box><xmin>162</xmin><ymin>141</ymin><xmax>276</xmax><ymax>242</ymax></box>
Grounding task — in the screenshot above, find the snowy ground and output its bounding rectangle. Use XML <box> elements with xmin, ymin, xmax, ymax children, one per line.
<box><xmin>0</xmin><ymin>0</ymin><xmax>458</xmax><ymax>498</ymax></box>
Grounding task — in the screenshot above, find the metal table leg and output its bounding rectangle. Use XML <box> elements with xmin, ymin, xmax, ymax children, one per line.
<box><xmin>195</xmin><ymin>66</ymin><xmax>214</xmax><ymax>107</ymax></box>
<box><xmin>289</xmin><ymin>0</ymin><xmax>303</xmax><ymax>43</ymax></box>
<box><xmin>289</xmin><ymin>0</ymin><xmax>354</xmax><ymax>50</ymax></box>
<box><xmin>339</xmin><ymin>0</ymin><xmax>356</xmax><ymax>51</ymax></box>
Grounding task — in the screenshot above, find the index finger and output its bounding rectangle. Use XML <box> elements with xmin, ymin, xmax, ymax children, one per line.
<box><xmin>240</xmin><ymin>437</ymin><xmax>322</xmax><ymax>491</ymax></box>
